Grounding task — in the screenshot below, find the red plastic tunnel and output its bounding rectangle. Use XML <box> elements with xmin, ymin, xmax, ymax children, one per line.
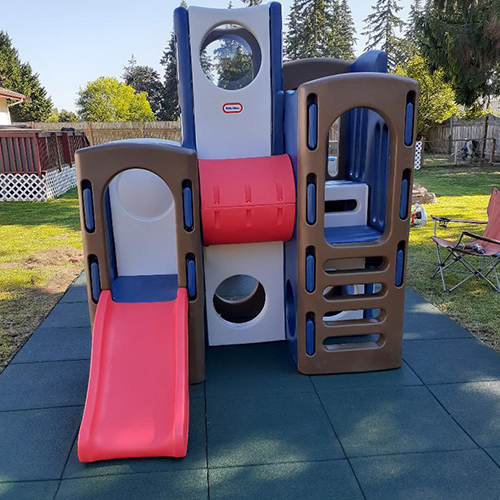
<box><xmin>198</xmin><ymin>155</ymin><xmax>296</xmax><ymax>246</ymax></box>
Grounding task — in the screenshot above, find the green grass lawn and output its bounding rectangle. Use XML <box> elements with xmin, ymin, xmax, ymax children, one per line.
<box><xmin>409</xmin><ymin>164</ymin><xmax>500</xmax><ymax>348</ymax></box>
<box><xmin>0</xmin><ymin>189</ymin><xmax>83</xmax><ymax>370</ymax></box>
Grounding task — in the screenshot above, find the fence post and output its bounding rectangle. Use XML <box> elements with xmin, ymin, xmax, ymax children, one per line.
<box><xmin>481</xmin><ymin>114</ymin><xmax>489</xmax><ymax>159</ymax></box>
<box><xmin>454</xmin><ymin>140</ymin><xmax>459</xmax><ymax>165</ymax></box>
<box><xmin>490</xmin><ymin>138</ymin><xmax>496</xmax><ymax>164</ymax></box>
<box><xmin>140</xmin><ymin>121</ymin><xmax>145</xmax><ymax>138</ymax></box>
<box><xmin>86</xmin><ymin>122</ymin><xmax>94</xmax><ymax>146</ymax></box>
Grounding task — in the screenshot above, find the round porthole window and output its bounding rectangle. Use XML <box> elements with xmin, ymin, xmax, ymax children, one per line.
<box><xmin>213</xmin><ymin>274</ymin><xmax>266</xmax><ymax>324</ymax></box>
<box><xmin>200</xmin><ymin>23</ymin><xmax>261</xmax><ymax>90</ymax></box>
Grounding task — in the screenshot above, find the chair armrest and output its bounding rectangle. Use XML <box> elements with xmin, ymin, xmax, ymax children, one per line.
<box><xmin>462</xmin><ymin>231</ymin><xmax>500</xmax><ymax>246</ymax></box>
<box><xmin>431</xmin><ymin>215</ymin><xmax>488</xmax><ymax>225</ymax></box>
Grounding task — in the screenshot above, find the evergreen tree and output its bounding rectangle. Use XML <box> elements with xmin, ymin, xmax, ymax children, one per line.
<box><xmin>0</xmin><ymin>31</ymin><xmax>52</xmax><ymax>122</ymax></box>
<box><xmin>123</xmin><ymin>55</ymin><xmax>164</xmax><ymax>118</ymax></box>
<box><xmin>159</xmin><ymin>1</ymin><xmax>188</xmax><ymax>121</ymax></box>
<box><xmin>362</xmin><ymin>0</ymin><xmax>405</xmax><ymax>70</ymax></box>
<box><xmin>332</xmin><ymin>0</ymin><xmax>356</xmax><ymax>60</ymax></box>
<box><xmin>420</xmin><ymin>0</ymin><xmax>500</xmax><ymax>107</ymax></box>
<box><xmin>159</xmin><ymin>33</ymin><xmax>179</xmax><ymax>121</ymax></box>
<box><xmin>285</xmin><ymin>0</ymin><xmax>338</xmax><ymax>61</ymax></box>
<box><xmin>240</xmin><ymin>0</ymin><xmax>262</xmax><ymax>4</ymax></box>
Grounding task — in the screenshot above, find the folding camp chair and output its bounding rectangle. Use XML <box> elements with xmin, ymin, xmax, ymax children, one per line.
<box><xmin>431</xmin><ymin>187</ymin><xmax>500</xmax><ymax>292</ymax></box>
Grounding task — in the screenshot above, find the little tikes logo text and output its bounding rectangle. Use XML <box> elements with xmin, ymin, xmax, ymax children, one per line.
<box><xmin>222</xmin><ymin>102</ymin><xmax>243</xmax><ymax>114</ymax></box>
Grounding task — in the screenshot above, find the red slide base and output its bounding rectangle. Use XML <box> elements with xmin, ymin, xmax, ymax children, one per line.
<box><xmin>78</xmin><ymin>289</ymin><xmax>189</xmax><ymax>462</ymax></box>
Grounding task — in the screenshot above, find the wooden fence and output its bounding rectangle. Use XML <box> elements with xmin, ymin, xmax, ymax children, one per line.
<box><xmin>19</xmin><ymin>121</ymin><xmax>182</xmax><ymax>146</ymax></box>
<box><xmin>0</xmin><ymin>130</ymin><xmax>89</xmax><ymax>175</ymax></box>
<box><xmin>426</xmin><ymin>114</ymin><xmax>500</xmax><ymax>159</ymax></box>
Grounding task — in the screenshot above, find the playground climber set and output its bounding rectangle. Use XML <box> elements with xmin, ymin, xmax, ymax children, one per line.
<box><xmin>75</xmin><ymin>2</ymin><xmax>418</xmax><ymax>462</ymax></box>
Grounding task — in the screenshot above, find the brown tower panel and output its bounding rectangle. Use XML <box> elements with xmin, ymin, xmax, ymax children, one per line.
<box><xmin>76</xmin><ymin>141</ymin><xmax>206</xmax><ymax>384</ymax></box>
<box><xmin>292</xmin><ymin>73</ymin><xmax>418</xmax><ymax>374</ymax></box>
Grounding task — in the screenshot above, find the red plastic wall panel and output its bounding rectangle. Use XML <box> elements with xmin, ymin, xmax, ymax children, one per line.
<box><xmin>198</xmin><ymin>155</ymin><xmax>296</xmax><ymax>246</ymax></box>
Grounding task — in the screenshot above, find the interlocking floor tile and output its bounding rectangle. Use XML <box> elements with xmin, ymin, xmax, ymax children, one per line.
<box><xmin>207</xmin><ymin>392</ymin><xmax>344</xmax><ymax>468</ymax></box>
<box><xmin>56</xmin><ymin>469</ymin><xmax>208</xmax><ymax>500</ymax></box>
<box><xmin>404</xmin><ymin>339</ymin><xmax>500</xmax><ymax>384</ymax></box>
<box><xmin>0</xmin><ymin>406</ymin><xmax>81</xmax><ymax>481</ymax></box>
<box><xmin>11</xmin><ymin>326</ymin><xmax>91</xmax><ymax>363</ymax></box>
<box><xmin>351</xmin><ymin>449</ymin><xmax>500</xmax><ymax>500</ymax></box>
<box><xmin>430</xmin><ymin>381</ymin><xmax>500</xmax><ymax>447</ymax></box>
<box><xmin>0</xmin><ymin>360</ymin><xmax>89</xmax><ymax>411</ymax></box>
<box><xmin>206</xmin><ymin>342</ymin><xmax>314</xmax><ymax>397</ymax></box>
<box><xmin>209</xmin><ymin>460</ymin><xmax>364</xmax><ymax>500</ymax></box>
<box><xmin>319</xmin><ymin>386</ymin><xmax>475</xmax><ymax>457</ymax></box>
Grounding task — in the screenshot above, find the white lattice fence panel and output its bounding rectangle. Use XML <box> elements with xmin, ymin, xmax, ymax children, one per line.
<box><xmin>0</xmin><ymin>165</ymin><xmax>77</xmax><ymax>202</ymax></box>
<box><xmin>414</xmin><ymin>141</ymin><xmax>423</xmax><ymax>170</ymax></box>
<box><xmin>45</xmin><ymin>165</ymin><xmax>77</xmax><ymax>199</ymax></box>
<box><xmin>0</xmin><ymin>173</ymin><xmax>47</xmax><ymax>202</ymax></box>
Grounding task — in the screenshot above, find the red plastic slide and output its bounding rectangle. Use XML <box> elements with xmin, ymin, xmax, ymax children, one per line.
<box><xmin>78</xmin><ymin>289</ymin><xmax>189</xmax><ymax>462</ymax></box>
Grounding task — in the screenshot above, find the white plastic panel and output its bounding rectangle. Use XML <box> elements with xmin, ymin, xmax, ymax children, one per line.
<box><xmin>188</xmin><ymin>5</ymin><xmax>272</xmax><ymax>160</ymax></box>
<box><xmin>205</xmin><ymin>241</ymin><xmax>285</xmax><ymax>346</ymax></box>
<box><xmin>108</xmin><ymin>169</ymin><xmax>177</xmax><ymax>276</ymax></box>
<box><xmin>324</xmin><ymin>181</ymin><xmax>368</xmax><ymax>228</ymax></box>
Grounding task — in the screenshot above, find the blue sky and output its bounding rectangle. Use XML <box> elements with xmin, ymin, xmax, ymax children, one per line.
<box><xmin>2</xmin><ymin>0</ymin><xmax>412</xmax><ymax>112</ymax></box>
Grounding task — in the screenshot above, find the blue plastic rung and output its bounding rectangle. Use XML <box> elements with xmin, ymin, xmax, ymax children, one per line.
<box><xmin>90</xmin><ymin>260</ymin><xmax>101</xmax><ymax>303</ymax></box>
<box><xmin>306</xmin><ymin>317</ymin><xmax>315</xmax><ymax>356</ymax></box>
<box><xmin>187</xmin><ymin>257</ymin><xmax>196</xmax><ymax>299</ymax></box>
<box><xmin>399</xmin><ymin>178</ymin><xmax>409</xmax><ymax>219</ymax></box>
<box><xmin>404</xmin><ymin>102</ymin><xmax>414</xmax><ymax>146</ymax></box>
<box><xmin>183</xmin><ymin>185</ymin><xmax>194</xmax><ymax>230</ymax></box>
<box><xmin>395</xmin><ymin>248</ymin><xmax>404</xmax><ymax>287</ymax></box>
<box><xmin>82</xmin><ymin>187</ymin><xmax>95</xmax><ymax>232</ymax></box>
<box><xmin>308</xmin><ymin>103</ymin><xmax>318</xmax><ymax>149</ymax></box>
<box><xmin>306</xmin><ymin>253</ymin><xmax>315</xmax><ymax>292</ymax></box>
<box><xmin>306</xmin><ymin>182</ymin><xmax>316</xmax><ymax>224</ymax></box>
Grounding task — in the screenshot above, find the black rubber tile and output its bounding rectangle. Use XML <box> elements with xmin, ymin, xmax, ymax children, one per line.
<box><xmin>404</xmin><ymin>289</ymin><xmax>472</xmax><ymax>340</ymax></box>
<box><xmin>485</xmin><ymin>447</ymin><xmax>500</xmax><ymax>467</ymax></box>
<box><xmin>403</xmin><ymin>339</ymin><xmax>500</xmax><ymax>384</ymax></box>
<box><xmin>206</xmin><ymin>342</ymin><xmax>314</xmax><ymax>397</ymax></box>
<box><xmin>42</xmin><ymin>302</ymin><xmax>90</xmax><ymax>328</ymax></box>
<box><xmin>0</xmin><ymin>360</ymin><xmax>89</xmax><ymax>411</ymax></box>
<box><xmin>0</xmin><ymin>406</ymin><xmax>81</xmax><ymax>481</ymax></box>
<box><xmin>209</xmin><ymin>460</ymin><xmax>364</xmax><ymax>500</ymax></box>
<box><xmin>430</xmin><ymin>381</ymin><xmax>500</xmax><ymax>447</ymax></box>
<box><xmin>0</xmin><ymin>481</ymin><xmax>59</xmax><ymax>500</ymax></box>
<box><xmin>190</xmin><ymin>381</ymin><xmax>206</xmax><ymax>399</ymax></box>
<box><xmin>206</xmin><ymin>392</ymin><xmax>344</xmax><ymax>468</ymax></box>
<box><xmin>351</xmin><ymin>449</ymin><xmax>500</xmax><ymax>500</ymax></box>
<box><xmin>319</xmin><ymin>386</ymin><xmax>475</xmax><ymax>458</ymax></box>
<box><xmin>311</xmin><ymin>361</ymin><xmax>421</xmax><ymax>392</ymax></box>
<box><xmin>12</xmin><ymin>326</ymin><xmax>91</xmax><ymax>363</ymax></box>
<box><xmin>60</xmin><ymin>282</ymin><xmax>88</xmax><ymax>303</ymax></box>
<box><xmin>64</xmin><ymin>397</ymin><xmax>207</xmax><ymax>478</ymax></box>
<box><xmin>56</xmin><ymin>469</ymin><xmax>208</xmax><ymax>499</ymax></box>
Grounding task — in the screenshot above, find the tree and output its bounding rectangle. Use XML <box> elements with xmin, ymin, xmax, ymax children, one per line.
<box><xmin>0</xmin><ymin>31</ymin><xmax>52</xmax><ymax>121</ymax></box>
<box><xmin>362</xmin><ymin>0</ymin><xmax>405</xmax><ymax>70</ymax></box>
<box><xmin>285</xmin><ymin>0</ymin><xmax>340</xmax><ymax>61</ymax></box>
<box><xmin>160</xmin><ymin>33</ymin><xmax>180</xmax><ymax>121</ymax></box>
<box><xmin>123</xmin><ymin>56</ymin><xmax>164</xmax><ymax>118</ymax></box>
<box><xmin>240</xmin><ymin>0</ymin><xmax>262</xmax><ymax>4</ymax></box>
<box><xmin>159</xmin><ymin>1</ymin><xmax>188</xmax><ymax>121</ymax></box>
<box><xmin>76</xmin><ymin>77</ymin><xmax>155</xmax><ymax>122</ymax></box>
<box><xmin>332</xmin><ymin>0</ymin><xmax>357</xmax><ymax>60</ymax></box>
<box><xmin>419</xmin><ymin>0</ymin><xmax>500</xmax><ymax>107</ymax></box>
<box><xmin>395</xmin><ymin>54</ymin><xmax>458</xmax><ymax>138</ymax></box>
<box><xmin>59</xmin><ymin>109</ymin><xmax>79</xmax><ymax>122</ymax></box>
<box><xmin>46</xmin><ymin>108</ymin><xmax>79</xmax><ymax>123</ymax></box>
